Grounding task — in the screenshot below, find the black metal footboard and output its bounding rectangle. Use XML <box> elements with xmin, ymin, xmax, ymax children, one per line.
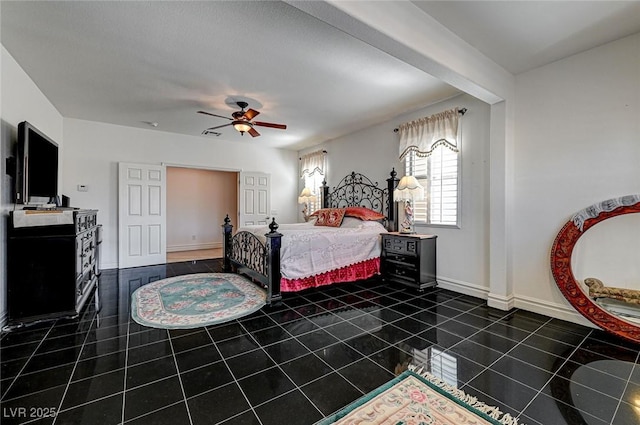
<box><xmin>222</xmin><ymin>215</ymin><xmax>282</xmax><ymax>306</ymax></box>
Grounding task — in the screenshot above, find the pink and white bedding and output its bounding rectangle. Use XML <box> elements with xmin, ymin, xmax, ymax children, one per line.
<box><xmin>237</xmin><ymin>217</ymin><xmax>387</xmax><ymax>291</ymax></box>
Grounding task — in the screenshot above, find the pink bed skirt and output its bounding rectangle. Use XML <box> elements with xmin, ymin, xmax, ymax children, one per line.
<box><xmin>281</xmin><ymin>257</ymin><xmax>380</xmax><ymax>292</ymax></box>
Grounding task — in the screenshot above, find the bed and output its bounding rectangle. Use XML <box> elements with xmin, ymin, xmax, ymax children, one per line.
<box><xmin>222</xmin><ymin>170</ymin><xmax>399</xmax><ymax>305</ymax></box>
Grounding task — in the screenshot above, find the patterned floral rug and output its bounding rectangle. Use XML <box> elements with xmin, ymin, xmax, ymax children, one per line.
<box><xmin>316</xmin><ymin>366</ymin><xmax>525</xmax><ymax>425</ymax></box>
<box><xmin>131</xmin><ymin>273</ymin><xmax>266</xmax><ymax>329</ymax></box>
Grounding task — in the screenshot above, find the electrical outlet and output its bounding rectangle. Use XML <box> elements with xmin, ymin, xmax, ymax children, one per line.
<box><xmin>77</xmin><ymin>184</ymin><xmax>88</xmax><ymax>192</ymax></box>
<box><xmin>270</xmin><ymin>209</ymin><xmax>278</xmax><ymax>216</ymax></box>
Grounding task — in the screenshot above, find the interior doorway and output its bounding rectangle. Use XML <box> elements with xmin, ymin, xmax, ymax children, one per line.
<box><xmin>166</xmin><ymin>166</ymin><xmax>238</xmax><ymax>263</ymax></box>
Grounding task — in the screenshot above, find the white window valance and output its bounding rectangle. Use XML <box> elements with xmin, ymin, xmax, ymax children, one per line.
<box><xmin>300</xmin><ymin>150</ymin><xmax>326</xmax><ymax>178</ymax></box>
<box><xmin>398</xmin><ymin>108</ymin><xmax>460</xmax><ymax>160</ymax></box>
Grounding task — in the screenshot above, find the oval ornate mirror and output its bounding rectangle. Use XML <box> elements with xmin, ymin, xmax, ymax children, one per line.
<box><xmin>550</xmin><ymin>195</ymin><xmax>640</xmax><ymax>343</ymax></box>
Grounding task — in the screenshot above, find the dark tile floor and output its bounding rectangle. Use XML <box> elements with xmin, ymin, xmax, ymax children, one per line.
<box><xmin>1</xmin><ymin>259</ymin><xmax>640</xmax><ymax>425</ymax></box>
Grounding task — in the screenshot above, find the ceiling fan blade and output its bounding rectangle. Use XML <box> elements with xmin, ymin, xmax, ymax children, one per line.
<box><xmin>205</xmin><ymin>123</ymin><xmax>233</xmax><ymax>131</ymax></box>
<box><xmin>248</xmin><ymin>127</ymin><xmax>261</xmax><ymax>137</ymax></box>
<box><xmin>197</xmin><ymin>110</ymin><xmax>232</xmax><ymax>120</ymax></box>
<box><xmin>254</xmin><ymin>121</ymin><xmax>287</xmax><ymax>130</ymax></box>
<box><xmin>243</xmin><ymin>108</ymin><xmax>260</xmax><ymax>120</ymax></box>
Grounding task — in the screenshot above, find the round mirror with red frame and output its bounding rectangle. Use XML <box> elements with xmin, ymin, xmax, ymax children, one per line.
<box><xmin>550</xmin><ymin>195</ymin><xmax>640</xmax><ymax>343</ymax></box>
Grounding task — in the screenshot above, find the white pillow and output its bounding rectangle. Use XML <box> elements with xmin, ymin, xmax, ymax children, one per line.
<box><xmin>339</xmin><ymin>216</ymin><xmax>386</xmax><ymax>230</ymax></box>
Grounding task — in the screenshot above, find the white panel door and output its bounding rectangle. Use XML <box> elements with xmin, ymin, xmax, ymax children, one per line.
<box><xmin>239</xmin><ymin>172</ymin><xmax>270</xmax><ymax>226</ymax></box>
<box><xmin>118</xmin><ymin>162</ymin><xmax>167</xmax><ymax>268</ymax></box>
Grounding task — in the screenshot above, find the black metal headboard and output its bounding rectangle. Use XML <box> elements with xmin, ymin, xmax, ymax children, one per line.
<box><xmin>321</xmin><ymin>169</ymin><xmax>399</xmax><ymax>227</ymax></box>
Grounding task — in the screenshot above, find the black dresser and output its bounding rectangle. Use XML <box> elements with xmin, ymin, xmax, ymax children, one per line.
<box><xmin>6</xmin><ymin>209</ymin><xmax>99</xmax><ymax>327</ymax></box>
<box><xmin>380</xmin><ymin>232</ymin><xmax>437</xmax><ymax>290</ymax></box>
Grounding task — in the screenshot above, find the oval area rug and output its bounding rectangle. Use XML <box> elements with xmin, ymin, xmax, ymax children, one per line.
<box><xmin>131</xmin><ymin>273</ymin><xmax>266</xmax><ymax>329</ymax></box>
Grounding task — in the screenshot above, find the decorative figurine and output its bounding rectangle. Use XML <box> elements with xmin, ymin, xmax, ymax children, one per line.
<box><xmin>400</xmin><ymin>200</ymin><xmax>414</xmax><ymax>233</ymax></box>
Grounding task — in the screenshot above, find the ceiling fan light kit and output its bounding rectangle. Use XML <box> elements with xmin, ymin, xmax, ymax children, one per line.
<box><xmin>198</xmin><ymin>101</ymin><xmax>287</xmax><ymax>138</ymax></box>
<box><xmin>232</xmin><ymin>120</ymin><xmax>252</xmax><ymax>134</ymax></box>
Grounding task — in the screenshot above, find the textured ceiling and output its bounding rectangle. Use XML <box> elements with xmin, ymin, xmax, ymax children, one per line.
<box><xmin>412</xmin><ymin>1</ymin><xmax>640</xmax><ymax>75</ymax></box>
<box><xmin>2</xmin><ymin>1</ymin><xmax>639</xmax><ymax>150</ymax></box>
<box><xmin>0</xmin><ymin>1</ymin><xmax>458</xmax><ymax>150</ymax></box>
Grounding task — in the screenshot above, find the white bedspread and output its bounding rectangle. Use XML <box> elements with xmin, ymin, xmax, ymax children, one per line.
<box><xmin>237</xmin><ymin>217</ymin><xmax>387</xmax><ymax>280</ymax></box>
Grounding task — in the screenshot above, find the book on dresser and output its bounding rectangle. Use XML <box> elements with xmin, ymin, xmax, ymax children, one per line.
<box><xmin>6</xmin><ymin>209</ymin><xmax>99</xmax><ymax>328</ymax></box>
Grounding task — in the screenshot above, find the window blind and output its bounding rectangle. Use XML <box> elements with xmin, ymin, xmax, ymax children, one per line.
<box><xmin>404</xmin><ymin>146</ymin><xmax>458</xmax><ymax>226</ymax></box>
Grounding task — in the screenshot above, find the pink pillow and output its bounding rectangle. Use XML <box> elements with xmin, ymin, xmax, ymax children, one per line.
<box><xmin>314</xmin><ymin>208</ymin><xmax>346</xmax><ymax>227</ymax></box>
<box><xmin>345</xmin><ymin>206</ymin><xmax>385</xmax><ymax>221</ymax></box>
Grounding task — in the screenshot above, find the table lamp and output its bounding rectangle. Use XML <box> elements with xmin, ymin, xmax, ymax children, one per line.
<box><xmin>393</xmin><ymin>175</ymin><xmax>424</xmax><ymax>233</ymax></box>
<box><xmin>298</xmin><ymin>187</ymin><xmax>317</xmax><ymax>221</ymax></box>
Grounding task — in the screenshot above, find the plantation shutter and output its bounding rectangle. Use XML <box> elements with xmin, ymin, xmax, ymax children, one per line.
<box><xmin>405</xmin><ymin>153</ymin><xmax>428</xmax><ymax>223</ymax></box>
<box><xmin>429</xmin><ymin>147</ymin><xmax>458</xmax><ymax>225</ymax></box>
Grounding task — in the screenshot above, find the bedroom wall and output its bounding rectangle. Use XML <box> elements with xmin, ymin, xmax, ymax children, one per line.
<box><xmin>301</xmin><ymin>93</ymin><xmax>492</xmax><ymax>298</ymax></box>
<box><xmin>512</xmin><ymin>32</ymin><xmax>640</xmax><ymax>323</ymax></box>
<box><xmin>1</xmin><ymin>46</ymin><xmax>64</xmax><ymax>326</ymax></box>
<box><xmin>166</xmin><ymin>167</ymin><xmax>237</xmax><ymax>252</ymax></box>
<box><xmin>305</xmin><ymin>33</ymin><xmax>639</xmax><ymax>327</ymax></box>
<box><xmin>62</xmin><ymin>118</ymin><xmax>298</xmax><ymax>270</ymax></box>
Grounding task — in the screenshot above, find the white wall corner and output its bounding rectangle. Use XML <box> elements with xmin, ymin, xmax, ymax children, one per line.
<box><xmin>488</xmin><ymin>101</ymin><xmax>513</xmax><ymax>306</ymax></box>
<box><xmin>487</xmin><ymin>292</ymin><xmax>516</xmax><ymax>311</ymax></box>
<box><xmin>436</xmin><ymin>276</ymin><xmax>490</xmax><ymax>301</ymax></box>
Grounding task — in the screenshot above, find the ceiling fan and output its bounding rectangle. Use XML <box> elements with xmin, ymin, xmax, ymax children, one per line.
<box><xmin>198</xmin><ymin>101</ymin><xmax>287</xmax><ymax>137</ymax></box>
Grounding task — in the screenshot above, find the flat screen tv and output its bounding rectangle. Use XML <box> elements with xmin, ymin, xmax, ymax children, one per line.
<box><xmin>14</xmin><ymin>121</ymin><xmax>59</xmax><ymax>205</ymax></box>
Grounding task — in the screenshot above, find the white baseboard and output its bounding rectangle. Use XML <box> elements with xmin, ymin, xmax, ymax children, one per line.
<box><xmin>435</xmin><ymin>277</ymin><xmax>595</xmax><ymax>327</ymax></box>
<box><xmin>487</xmin><ymin>293</ymin><xmax>516</xmax><ymax>311</ymax></box>
<box><xmin>436</xmin><ymin>276</ymin><xmax>490</xmax><ymax>300</ymax></box>
<box><xmin>515</xmin><ymin>294</ymin><xmax>596</xmax><ymax>328</ymax></box>
<box><xmin>166</xmin><ymin>242</ymin><xmax>221</xmax><ymax>252</ymax></box>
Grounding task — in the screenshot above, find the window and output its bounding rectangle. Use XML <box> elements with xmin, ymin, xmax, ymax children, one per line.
<box><xmin>397</xmin><ymin>107</ymin><xmax>462</xmax><ymax>227</ymax></box>
<box><xmin>303</xmin><ymin>172</ymin><xmax>323</xmax><ymax>214</ymax></box>
<box><xmin>404</xmin><ymin>145</ymin><xmax>459</xmax><ymax>226</ymax></box>
<box><xmin>300</xmin><ymin>150</ymin><xmax>326</xmax><ymax>215</ymax></box>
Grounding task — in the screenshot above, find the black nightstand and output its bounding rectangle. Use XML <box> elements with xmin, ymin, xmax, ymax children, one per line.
<box><xmin>380</xmin><ymin>232</ymin><xmax>437</xmax><ymax>290</ymax></box>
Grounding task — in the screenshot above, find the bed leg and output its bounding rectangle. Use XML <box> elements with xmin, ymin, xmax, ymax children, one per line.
<box><xmin>265</xmin><ymin>218</ymin><xmax>283</xmax><ymax>305</ymax></box>
<box><xmin>222</xmin><ymin>214</ymin><xmax>233</xmax><ymax>272</ymax></box>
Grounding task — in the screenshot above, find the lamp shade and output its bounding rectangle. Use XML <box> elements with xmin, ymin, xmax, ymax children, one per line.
<box><xmin>394</xmin><ymin>175</ymin><xmax>425</xmax><ymax>202</ymax></box>
<box><xmin>298</xmin><ymin>187</ymin><xmax>317</xmax><ymax>204</ymax></box>
<box><xmin>233</xmin><ymin>120</ymin><xmax>253</xmax><ymax>133</ymax></box>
